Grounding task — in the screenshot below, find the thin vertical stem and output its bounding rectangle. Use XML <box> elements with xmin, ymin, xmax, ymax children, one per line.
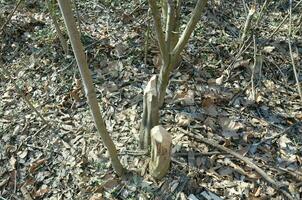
<box><xmin>57</xmin><ymin>0</ymin><xmax>124</xmax><ymax>176</ymax></box>
<box><xmin>288</xmin><ymin>0</ymin><xmax>302</xmax><ymax>101</ymax></box>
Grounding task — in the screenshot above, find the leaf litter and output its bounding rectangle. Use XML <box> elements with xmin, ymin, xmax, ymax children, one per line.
<box><xmin>0</xmin><ymin>1</ymin><xmax>302</xmax><ymax>200</ymax></box>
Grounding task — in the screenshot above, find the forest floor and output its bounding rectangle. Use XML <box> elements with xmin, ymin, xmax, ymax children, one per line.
<box><xmin>1</xmin><ymin>0</ymin><xmax>302</xmax><ymax>199</ymax></box>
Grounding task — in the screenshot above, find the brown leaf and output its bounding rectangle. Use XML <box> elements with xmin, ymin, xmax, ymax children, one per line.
<box><xmin>152</xmin><ymin>54</ymin><xmax>162</xmax><ymax>69</ymax></box>
<box><xmin>233</xmin><ymin>59</ymin><xmax>250</xmax><ymax>69</ymax></box>
<box><xmin>20</xmin><ymin>184</ymin><xmax>33</xmax><ymax>200</ymax></box>
<box><xmin>9</xmin><ymin>156</ymin><xmax>17</xmax><ymax>169</ymax></box>
<box><xmin>90</xmin><ymin>193</ymin><xmax>104</xmax><ymax>200</ymax></box>
<box><xmin>101</xmin><ymin>178</ymin><xmax>120</xmax><ymax>191</ymax></box>
<box><xmin>29</xmin><ymin>158</ymin><xmax>47</xmax><ymax>173</ymax></box>
<box><xmin>34</xmin><ymin>186</ymin><xmax>49</xmax><ymax>198</ymax></box>
<box><xmin>202</xmin><ymin>97</ymin><xmax>218</xmax><ymax>117</ymax></box>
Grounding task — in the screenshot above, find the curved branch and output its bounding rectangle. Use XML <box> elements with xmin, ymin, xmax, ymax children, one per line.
<box><xmin>172</xmin><ymin>0</ymin><xmax>207</xmax><ymax>58</ymax></box>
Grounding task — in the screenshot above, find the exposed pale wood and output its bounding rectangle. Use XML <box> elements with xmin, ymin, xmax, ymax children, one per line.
<box><xmin>139</xmin><ymin>75</ymin><xmax>159</xmax><ymax>150</ymax></box>
<box><xmin>57</xmin><ymin>0</ymin><xmax>124</xmax><ymax>176</ymax></box>
<box><xmin>149</xmin><ymin>125</ymin><xmax>172</xmax><ymax>179</ymax></box>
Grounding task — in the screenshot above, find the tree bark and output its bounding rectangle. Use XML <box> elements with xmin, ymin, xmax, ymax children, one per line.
<box><xmin>139</xmin><ymin>75</ymin><xmax>159</xmax><ymax>150</ymax></box>
<box><xmin>57</xmin><ymin>0</ymin><xmax>124</xmax><ymax>176</ymax></box>
<box><xmin>157</xmin><ymin>0</ymin><xmax>208</xmax><ymax>106</ymax></box>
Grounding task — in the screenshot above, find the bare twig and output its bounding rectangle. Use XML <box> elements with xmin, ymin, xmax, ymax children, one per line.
<box><xmin>254</xmin><ymin>122</ymin><xmax>301</xmax><ymax>147</ymax></box>
<box><xmin>172</xmin><ymin>0</ymin><xmax>207</xmax><ymax>58</ymax></box>
<box><xmin>73</xmin><ymin>0</ymin><xmax>82</xmax><ymax>36</ymax></box>
<box><xmin>268</xmin><ymin>0</ymin><xmax>302</xmax><ymax>39</ymax></box>
<box><xmin>48</xmin><ymin>0</ymin><xmax>68</xmax><ymax>54</ymax></box>
<box><xmin>0</xmin><ymin>68</ymin><xmax>49</xmax><ymax>126</ymax></box>
<box><xmin>144</xmin><ymin>10</ymin><xmax>151</xmax><ymax>65</ymax></box>
<box><xmin>288</xmin><ymin>0</ymin><xmax>302</xmax><ymax>102</ymax></box>
<box><xmin>241</xmin><ymin>4</ymin><xmax>256</xmax><ymax>43</ymax></box>
<box><xmin>57</xmin><ymin>0</ymin><xmax>125</xmax><ymax>176</ymax></box>
<box><xmin>255</xmin><ymin>0</ymin><xmax>270</xmax><ymax>27</ymax></box>
<box><xmin>180</xmin><ymin>128</ymin><xmax>296</xmax><ymax>200</ymax></box>
<box><xmin>224</xmin><ymin>39</ymin><xmax>253</xmax><ymax>81</ymax></box>
<box><xmin>165</xmin><ymin>0</ymin><xmax>174</xmax><ymax>53</ymax></box>
<box><xmin>251</xmin><ymin>35</ymin><xmax>257</xmax><ymax>101</ymax></box>
<box><xmin>148</xmin><ymin>0</ymin><xmax>167</xmax><ymax>64</ymax></box>
<box><xmin>0</xmin><ymin>0</ymin><xmax>23</xmax><ymax>34</ymax></box>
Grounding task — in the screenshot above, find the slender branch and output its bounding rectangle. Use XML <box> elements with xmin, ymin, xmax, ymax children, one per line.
<box><xmin>268</xmin><ymin>0</ymin><xmax>302</xmax><ymax>39</ymax></box>
<box><xmin>165</xmin><ymin>0</ymin><xmax>174</xmax><ymax>52</ymax></box>
<box><xmin>161</xmin><ymin>0</ymin><xmax>168</xmax><ymax>28</ymax></box>
<box><xmin>288</xmin><ymin>0</ymin><xmax>302</xmax><ymax>101</ymax></box>
<box><xmin>0</xmin><ymin>69</ymin><xmax>49</xmax><ymax>126</ymax></box>
<box><xmin>148</xmin><ymin>0</ymin><xmax>167</xmax><ymax>64</ymax></box>
<box><xmin>48</xmin><ymin>0</ymin><xmax>68</xmax><ymax>54</ymax></box>
<box><xmin>0</xmin><ymin>0</ymin><xmax>23</xmax><ymax>34</ymax></box>
<box><xmin>157</xmin><ymin>0</ymin><xmax>207</xmax><ymax>106</ymax></box>
<box><xmin>172</xmin><ymin>0</ymin><xmax>207</xmax><ymax>58</ymax></box>
<box><xmin>254</xmin><ymin>0</ymin><xmax>270</xmax><ymax>27</ymax></box>
<box><xmin>57</xmin><ymin>0</ymin><xmax>124</xmax><ymax>176</ymax></box>
<box><xmin>172</xmin><ymin>0</ymin><xmax>182</xmax><ymax>48</ymax></box>
<box><xmin>181</xmin><ymin>129</ymin><xmax>296</xmax><ymax>200</ymax></box>
<box><xmin>251</xmin><ymin>34</ymin><xmax>256</xmax><ymax>101</ymax></box>
<box><xmin>241</xmin><ymin>5</ymin><xmax>256</xmax><ymax>43</ymax></box>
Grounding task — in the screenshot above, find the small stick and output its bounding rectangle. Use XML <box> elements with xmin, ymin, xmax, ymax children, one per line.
<box><xmin>241</xmin><ymin>4</ymin><xmax>256</xmax><ymax>43</ymax></box>
<box><xmin>144</xmin><ymin>10</ymin><xmax>151</xmax><ymax>65</ymax></box>
<box><xmin>225</xmin><ymin>39</ymin><xmax>253</xmax><ymax>81</ymax></box>
<box><xmin>0</xmin><ymin>68</ymin><xmax>49</xmax><ymax>126</ymax></box>
<box><xmin>253</xmin><ymin>122</ymin><xmax>301</xmax><ymax>147</ymax></box>
<box><xmin>254</xmin><ymin>0</ymin><xmax>270</xmax><ymax>27</ymax></box>
<box><xmin>48</xmin><ymin>0</ymin><xmax>68</xmax><ymax>54</ymax></box>
<box><xmin>180</xmin><ymin>128</ymin><xmax>296</xmax><ymax>200</ymax></box>
<box><xmin>251</xmin><ymin>34</ymin><xmax>257</xmax><ymax>101</ymax></box>
<box><xmin>73</xmin><ymin>0</ymin><xmax>82</xmax><ymax>36</ymax></box>
<box><xmin>268</xmin><ymin>0</ymin><xmax>302</xmax><ymax>39</ymax></box>
<box><xmin>0</xmin><ymin>0</ymin><xmax>23</xmax><ymax>33</ymax></box>
<box><xmin>288</xmin><ymin>0</ymin><xmax>302</xmax><ymax>102</ymax></box>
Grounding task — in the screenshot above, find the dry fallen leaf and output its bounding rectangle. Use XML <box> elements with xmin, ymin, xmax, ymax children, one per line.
<box><xmin>175</xmin><ymin>113</ymin><xmax>191</xmax><ymax>127</ymax></box>
<box><xmin>202</xmin><ymin>97</ymin><xmax>218</xmax><ymax>117</ymax></box>
<box><xmin>263</xmin><ymin>46</ymin><xmax>275</xmax><ymax>53</ymax></box>
<box><xmin>29</xmin><ymin>158</ymin><xmax>47</xmax><ymax>173</ymax></box>
<box><xmin>34</xmin><ymin>185</ymin><xmax>49</xmax><ymax>198</ymax></box>
<box><xmin>219</xmin><ymin>117</ymin><xmax>244</xmax><ymax>132</ymax></box>
<box><xmin>9</xmin><ymin>156</ymin><xmax>17</xmax><ymax>169</ymax></box>
<box><xmin>89</xmin><ymin>193</ymin><xmax>104</xmax><ymax>200</ymax></box>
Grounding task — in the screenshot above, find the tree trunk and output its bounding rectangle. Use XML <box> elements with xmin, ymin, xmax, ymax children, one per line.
<box><xmin>149</xmin><ymin>125</ymin><xmax>172</xmax><ymax>179</ymax></box>
<box><xmin>57</xmin><ymin>0</ymin><xmax>124</xmax><ymax>176</ymax></box>
<box><xmin>148</xmin><ymin>0</ymin><xmax>207</xmax><ymax>107</ymax></box>
<box><xmin>139</xmin><ymin>75</ymin><xmax>159</xmax><ymax>150</ymax></box>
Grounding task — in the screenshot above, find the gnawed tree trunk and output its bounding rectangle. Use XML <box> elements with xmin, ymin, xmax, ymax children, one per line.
<box><xmin>140</xmin><ymin>0</ymin><xmax>207</xmax><ymax>150</ymax></box>
<box><xmin>148</xmin><ymin>0</ymin><xmax>207</xmax><ymax>106</ymax></box>
<box><xmin>139</xmin><ymin>75</ymin><xmax>159</xmax><ymax>150</ymax></box>
<box><xmin>149</xmin><ymin>125</ymin><xmax>172</xmax><ymax>179</ymax></box>
<box><xmin>57</xmin><ymin>0</ymin><xmax>124</xmax><ymax>176</ymax></box>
